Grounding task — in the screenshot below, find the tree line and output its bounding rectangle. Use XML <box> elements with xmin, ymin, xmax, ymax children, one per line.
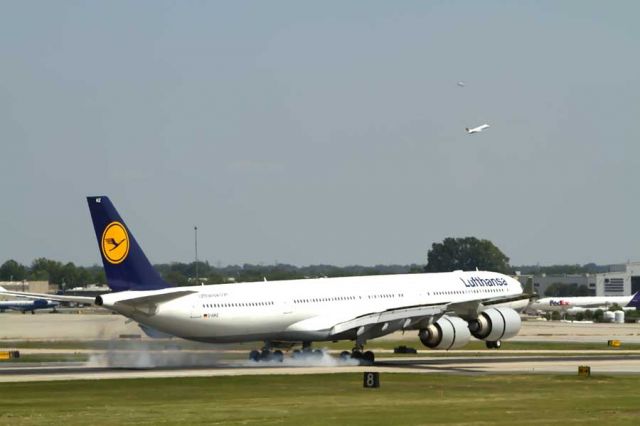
<box><xmin>0</xmin><ymin>258</ymin><xmax>423</xmax><ymax>287</ymax></box>
<box><xmin>0</xmin><ymin>258</ymin><xmax>106</xmax><ymax>288</ymax></box>
<box><xmin>1</xmin><ymin>236</ymin><xmax>609</xmax><ymax>290</ymax></box>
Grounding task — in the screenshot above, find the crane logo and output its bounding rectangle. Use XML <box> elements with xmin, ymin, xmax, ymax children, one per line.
<box><xmin>101</xmin><ymin>221</ymin><xmax>130</xmax><ymax>264</ymax></box>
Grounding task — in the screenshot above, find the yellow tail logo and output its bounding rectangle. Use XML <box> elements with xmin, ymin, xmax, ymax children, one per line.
<box><xmin>101</xmin><ymin>222</ymin><xmax>130</xmax><ymax>264</ymax></box>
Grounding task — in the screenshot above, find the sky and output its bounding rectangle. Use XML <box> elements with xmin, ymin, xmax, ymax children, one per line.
<box><xmin>1</xmin><ymin>1</ymin><xmax>639</xmax><ymax>268</ymax></box>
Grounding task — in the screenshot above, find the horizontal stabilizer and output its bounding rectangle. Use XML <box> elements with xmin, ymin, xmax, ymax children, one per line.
<box><xmin>100</xmin><ymin>289</ymin><xmax>197</xmax><ymax>308</ymax></box>
<box><xmin>0</xmin><ymin>288</ymin><xmax>94</xmax><ymax>305</ymax></box>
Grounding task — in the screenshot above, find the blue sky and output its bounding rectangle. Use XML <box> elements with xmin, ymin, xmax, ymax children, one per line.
<box><xmin>1</xmin><ymin>1</ymin><xmax>639</xmax><ymax>267</ymax></box>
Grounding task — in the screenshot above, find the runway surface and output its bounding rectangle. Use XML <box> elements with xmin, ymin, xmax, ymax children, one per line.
<box><xmin>3</xmin><ymin>353</ymin><xmax>640</xmax><ymax>382</ymax></box>
<box><xmin>3</xmin><ymin>313</ymin><xmax>640</xmax><ymax>382</ymax></box>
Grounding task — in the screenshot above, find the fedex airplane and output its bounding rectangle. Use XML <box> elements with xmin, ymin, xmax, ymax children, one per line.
<box><xmin>0</xmin><ymin>196</ymin><xmax>525</xmax><ymax>364</ymax></box>
<box><xmin>0</xmin><ymin>298</ymin><xmax>59</xmax><ymax>314</ymax></box>
<box><xmin>528</xmin><ymin>293</ymin><xmax>640</xmax><ymax>314</ymax></box>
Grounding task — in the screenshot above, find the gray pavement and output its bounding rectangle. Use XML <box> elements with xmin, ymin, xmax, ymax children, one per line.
<box><xmin>3</xmin><ymin>313</ymin><xmax>640</xmax><ymax>382</ymax></box>
<box><xmin>2</xmin><ymin>354</ymin><xmax>640</xmax><ymax>382</ymax></box>
<box><xmin>2</xmin><ymin>313</ymin><xmax>640</xmax><ymax>343</ymax></box>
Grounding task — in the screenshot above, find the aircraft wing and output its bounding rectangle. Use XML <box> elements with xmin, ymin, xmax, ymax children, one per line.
<box><xmin>327</xmin><ymin>293</ymin><xmax>531</xmax><ymax>338</ymax></box>
<box><xmin>329</xmin><ymin>303</ymin><xmax>448</xmax><ymax>336</ymax></box>
<box><xmin>0</xmin><ymin>286</ymin><xmax>94</xmax><ymax>305</ymax></box>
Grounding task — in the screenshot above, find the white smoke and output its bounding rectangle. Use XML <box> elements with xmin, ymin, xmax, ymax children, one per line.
<box><xmin>86</xmin><ymin>340</ymin><xmax>224</xmax><ymax>369</ymax></box>
<box><xmin>87</xmin><ymin>341</ymin><xmax>361</xmax><ymax>369</ymax></box>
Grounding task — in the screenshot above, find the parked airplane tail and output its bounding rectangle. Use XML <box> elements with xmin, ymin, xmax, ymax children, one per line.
<box><xmin>627</xmin><ymin>292</ymin><xmax>640</xmax><ymax>309</ymax></box>
<box><xmin>87</xmin><ymin>196</ymin><xmax>172</xmax><ymax>292</ymax></box>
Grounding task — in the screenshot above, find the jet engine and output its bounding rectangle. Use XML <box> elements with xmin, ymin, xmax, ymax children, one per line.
<box><xmin>419</xmin><ymin>315</ymin><xmax>471</xmax><ymax>350</ymax></box>
<box><xmin>468</xmin><ymin>307</ymin><xmax>521</xmax><ymax>342</ymax></box>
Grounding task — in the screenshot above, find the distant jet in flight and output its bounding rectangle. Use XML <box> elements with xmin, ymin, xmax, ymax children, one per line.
<box><xmin>457</xmin><ymin>81</ymin><xmax>465</xmax><ymax>87</ymax></box>
<box><xmin>466</xmin><ymin>124</ymin><xmax>490</xmax><ymax>134</ymax></box>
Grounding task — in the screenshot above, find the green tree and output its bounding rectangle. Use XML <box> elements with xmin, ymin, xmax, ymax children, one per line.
<box><xmin>164</xmin><ymin>270</ymin><xmax>188</xmax><ymax>286</ymax></box>
<box><xmin>593</xmin><ymin>309</ymin><xmax>604</xmax><ymax>323</ymax></box>
<box><xmin>28</xmin><ymin>258</ymin><xmax>67</xmax><ymax>285</ymax></box>
<box><xmin>0</xmin><ymin>259</ymin><xmax>27</xmax><ymax>280</ymax></box>
<box><xmin>608</xmin><ymin>303</ymin><xmax>623</xmax><ymax>312</ymax></box>
<box><xmin>424</xmin><ymin>237</ymin><xmax>511</xmax><ymax>273</ymax></box>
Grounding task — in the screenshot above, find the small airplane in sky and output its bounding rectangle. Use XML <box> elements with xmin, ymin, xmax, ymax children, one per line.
<box><xmin>457</xmin><ymin>81</ymin><xmax>465</xmax><ymax>87</ymax></box>
<box><xmin>466</xmin><ymin>124</ymin><xmax>490</xmax><ymax>134</ymax></box>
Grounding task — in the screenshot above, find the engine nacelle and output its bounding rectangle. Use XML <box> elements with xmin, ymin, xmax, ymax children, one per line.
<box><xmin>468</xmin><ymin>307</ymin><xmax>521</xmax><ymax>342</ymax></box>
<box><xmin>419</xmin><ymin>315</ymin><xmax>471</xmax><ymax>350</ymax></box>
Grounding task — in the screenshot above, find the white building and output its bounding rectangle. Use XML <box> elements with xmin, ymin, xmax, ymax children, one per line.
<box><xmin>519</xmin><ymin>262</ymin><xmax>640</xmax><ymax>297</ymax></box>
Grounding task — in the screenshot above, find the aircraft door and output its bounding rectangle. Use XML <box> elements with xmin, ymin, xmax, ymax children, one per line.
<box><xmin>190</xmin><ymin>300</ymin><xmax>201</xmax><ymax>318</ymax></box>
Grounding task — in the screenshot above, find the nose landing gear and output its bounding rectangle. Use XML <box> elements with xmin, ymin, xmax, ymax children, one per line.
<box><xmin>485</xmin><ymin>340</ymin><xmax>501</xmax><ymax>349</ymax></box>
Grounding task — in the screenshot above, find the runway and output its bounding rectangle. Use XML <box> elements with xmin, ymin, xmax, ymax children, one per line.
<box><xmin>3</xmin><ymin>314</ymin><xmax>640</xmax><ymax>382</ymax></box>
<box><xmin>3</xmin><ymin>353</ymin><xmax>640</xmax><ymax>382</ymax></box>
<box><xmin>3</xmin><ymin>313</ymin><xmax>640</xmax><ymax>342</ymax></box>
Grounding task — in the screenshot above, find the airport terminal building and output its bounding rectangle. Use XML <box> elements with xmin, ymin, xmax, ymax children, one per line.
<box><xmin>519</xmin><ymin>262</ymin><xmax>640</xmax><ymax>297</ymax></box>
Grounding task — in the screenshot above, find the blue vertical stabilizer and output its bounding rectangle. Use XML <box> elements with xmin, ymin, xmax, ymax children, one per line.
<box><xmin>626</xmin><ymin>292</ymin><xmax>640</xmax><ymax>309</ymax></box>
<box><xmin>87</xmin><ymin>196</ymin><xmax>171</xmax><ymax>292</ymax></box>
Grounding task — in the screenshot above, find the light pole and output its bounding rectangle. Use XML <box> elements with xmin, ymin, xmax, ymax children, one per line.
<box><xmin>194</xmin><ymin>226</ymin><xmax>199</xmax><ymax>285</ymax></box>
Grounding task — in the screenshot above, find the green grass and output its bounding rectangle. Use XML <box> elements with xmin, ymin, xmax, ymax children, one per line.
<box><xmin>0</xmin><ymin>353</ymin><xmax>89</xmax><ymax>363</ymax></box>
<box><xmin>1</xmin><ymin>374</ymin><xmax>639</xmax><ymax>425</ymax></box>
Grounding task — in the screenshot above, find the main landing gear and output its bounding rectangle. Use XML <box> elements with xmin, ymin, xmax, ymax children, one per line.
<box><xmin>248</xmin><ymin>342</ymin><xmax>376</xmax><ymax>365</ymax></box>
<box><xmin>249</xmin><ymin>348</ymin><xmax>284</xmax><ymax>362</ymax></box>
<box><xmin>344</xmin><ymin>345</ymin><xmax>375</xmax><ymax>365</ymax></box>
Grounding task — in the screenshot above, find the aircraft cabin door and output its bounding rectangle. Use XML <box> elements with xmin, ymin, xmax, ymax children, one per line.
<box><xmin>190</xmin><ymin>301</ymin><xmax>201</xmax><ymax>319</ymax></box>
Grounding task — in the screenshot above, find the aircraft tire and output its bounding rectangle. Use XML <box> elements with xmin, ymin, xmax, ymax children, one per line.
<box><xmin>486</xmin><ymin>340</ymin><xmax>501</xmax><ymax>349</ymax></box>
<box><xmin>363</xmin><ymin>351</ymin><xmax>375</xmax><ymax>364</ymax></box>
<box><xmin>260</xmin><ymin>349</ymin><xmax>272</xmax><ymax>361</ymax></box>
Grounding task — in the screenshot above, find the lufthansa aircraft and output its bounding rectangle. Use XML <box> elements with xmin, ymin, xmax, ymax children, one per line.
<box><xmin>0</xmin><ymin>196</ymin><xmax>525</xmax><ymax>363</ymax></box>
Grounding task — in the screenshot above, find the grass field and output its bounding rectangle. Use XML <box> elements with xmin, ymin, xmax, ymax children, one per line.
<box><xmin>1</xmin><ymin>374</ymin><xmax>638</xmax><ymax>425</ymax></box>
<box><xmin>2</xmin><ymin>353</ymin><xmax>89</xmax><ymax>363</ymax></box>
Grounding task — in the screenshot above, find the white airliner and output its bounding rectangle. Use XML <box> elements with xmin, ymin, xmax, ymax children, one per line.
<box><xmin>0</xmin><ymin>196</ymin><xmax>525</xmax><ymax>364</ymax></box>
<box><xmin>528</xmin><ymin>293</ymin><xmax>640</xmax><ymax>314</ymax></box>
<box><xmin>0</xmin><ymin>297</ymin><xmax>59</xmax><ymax>314</ymax></box>
<box><xmin>466</xmin><ymin>124</ymin><xmax>490</xmax><ymax>134</ymax></box>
